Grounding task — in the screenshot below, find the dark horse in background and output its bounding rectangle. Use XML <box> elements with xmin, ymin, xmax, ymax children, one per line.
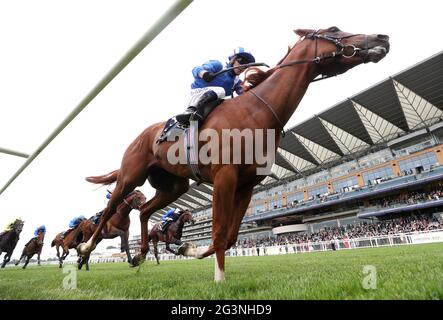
<box><xmin>0</xmin><ymin>219</ymin><xmax>25</xmax><ymax>268</ymax></box>
<box><xmin>148</xmin><ymin>210</ymin><xmax>194</xmax><ymax>265</ymax></box>
<box><xmin>79</xmin><ymin>26</ymin><xmax>389</xmax><ymax>281</ymax></box>
<box><xmin>15</xmin><ymin>231</ymin><xmax>45</xmax><ymax>269</ymax></box>
<box><xmin>51</xmin><ymin>224</ymin><xmax>84</xmax><ymax>268</ymax></box>
<box><xmin>77</xmin><ymin>190</ymin><xmax>146</xmax><ymax>270</ymax></box>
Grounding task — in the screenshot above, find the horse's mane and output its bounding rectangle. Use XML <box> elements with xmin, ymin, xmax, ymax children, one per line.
<box><xmin>242</xmin><ymin>46</ymin><xmax>293</xmax><ymax>92</ymax></box>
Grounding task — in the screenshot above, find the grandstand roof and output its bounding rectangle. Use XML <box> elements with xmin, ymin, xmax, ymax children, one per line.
<box><xmin>151</xmin><ymin>50</ymin><xmax>443</xmax><ymax>221</ymax></box>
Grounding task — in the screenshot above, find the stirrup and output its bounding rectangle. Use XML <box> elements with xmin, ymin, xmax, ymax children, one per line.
<box><xmin>176</xmin><ymin>107</ymin><xmax>196</xmax><ymax>125</ymax></box>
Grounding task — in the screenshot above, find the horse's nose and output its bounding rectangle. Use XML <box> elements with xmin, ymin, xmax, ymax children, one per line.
<box><xmin>377</xmin><ymin>34</ymin><xmax>389</xmax><ymax>41</ymax></box>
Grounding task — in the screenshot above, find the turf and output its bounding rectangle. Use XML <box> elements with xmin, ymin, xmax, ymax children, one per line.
<box><xmin>1</xmin><ymin>242</ymin><xmax>442</xmax><ymax>300</ymax></box>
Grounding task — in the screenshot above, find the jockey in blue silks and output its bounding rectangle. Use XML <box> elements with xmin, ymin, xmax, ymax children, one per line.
<box><xmin>61</xmin><ymin>215</ymin><xmax>86</xmax><ymax>239</ymax></box>
<box><xmin>34</xmin><ymin>225</ymin><xmax>46</xmax><ymax>236</ymax></box>
<box><xmin>175</xmin><ymin>47</ymin><xmax>255</xmax><ymax>127</ymax></box>
<box><xmin>160</xmin><ymin>208</ymin><xmax>181</xmax><ymax>233</ymax></box>
<box><xmin>69</xmin><ymin>215</ymin><xmax>86</xmax><ymax>229</ymax></box>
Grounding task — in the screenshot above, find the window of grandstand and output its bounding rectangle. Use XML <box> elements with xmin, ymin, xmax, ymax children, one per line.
<box><xmin>308</xmin><ymin>185</ymin><xmax>328</xmax><ymax>198</ymax></box>
<box><xmin>287</xmin><ymin>192</ymin><xmax>304</xmax><ymax>206</ymax></box>
<box><xmin>252</xmin><ymin>203</ymin><xmax>266</xmax><ymax>214</ymax></box>
<box><xmin>392</xmin><ymin>138</ymin><xmax>435</xmax><ymax>157</ymax></box>
<box><xmin>329</xmin><ymin>160</ymin><xmax>359</xmax><ymax>179</ymax></box>
<box><xmin>398</xmin><ymin>152</ymin><xmax>438</xmax><ymax>173</ymax></box>
<box><xmin>362</xmin><ymin>166</ymin><xmax>394</xmax><ymax>186</ymax></box>
<box><xmin>358</xmin><ymin>149</ymin><xmax>393</xmax><ymax>168</ymax></box>
<box><xmin>332</xmin><ymin>176</ymin><xmax>359</xmax><ymax>193</ymax></box>
<box><xmin>269</xmin><ymin>198</ymin><xmax>282</xmax><ymax>210</ymax></box>
<box><xmin>306</xmin><ymin>171</ymin><xmax>330</xmax><ymax>185</ymax></box>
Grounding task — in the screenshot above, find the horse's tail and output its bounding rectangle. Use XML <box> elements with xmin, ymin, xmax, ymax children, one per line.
<box><xmin>85</xmin><ymin>170</ymin><xmax>119</xmax><ymax>185</ymax></box>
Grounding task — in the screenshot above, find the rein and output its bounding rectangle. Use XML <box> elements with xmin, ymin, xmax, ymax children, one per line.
<box><xmin>249</xmin><ymin>30</ymin><xmax>369</xmax><ymax>134</ymax></box>
<box><xmin>277</xmin><ymin>31</ymin><xmax>369</xmax><ymax>80</ymax></box>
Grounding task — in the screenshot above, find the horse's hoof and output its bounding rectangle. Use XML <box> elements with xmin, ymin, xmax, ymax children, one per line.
<box><xmin>131</xmin><ymin>254</ymin><xmax>145</xmax><ymax>267</ymax></box>
<box><xmin>76</xmin><ymin>243</ymin><xmax>89</xmax><ymax>256</ymax></box>
<box><xmin>177</xmin><ymin>243</ymin><xmax>189</xmax><ymax>255</ymax></box>
<box><xmin>178</xmin><ymin>242</ymin><xmax>197</xmax><ymax>256</ymax></box>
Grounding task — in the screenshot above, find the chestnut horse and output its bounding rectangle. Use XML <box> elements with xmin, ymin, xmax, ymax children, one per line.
<box><xmin>148</xmin><ymin>210</ymin><xmax>194</xmax><ymax>264</ymax></box>
<box><xmin>79</xmin><ymin>26</ymin><xmax>389</xmax><ymax>281</ymax></box>
<box><xmin>51</xmin><ymin>225</ymin><xmax>84</xmax><ymax>268</ymax></box>
<box><xmin>0</xmin><ymin>219</ymin><xmax>25</xmax><ymax>268</ymax></box>
<box><xmin>77</xmin><ymin>190</ymin><xmax>146</xmax><ymax>269</ymax></box>
<box><xmin>15</xmin><ymin>231</ymin><xmax>45</xmax><ymax>269</ymax></box>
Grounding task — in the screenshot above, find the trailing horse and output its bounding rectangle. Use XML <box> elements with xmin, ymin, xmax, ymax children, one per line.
<box><xmin>79</xmin><ymin>26</ymin><xmax>389</xmax><ymax>281</ymax></box>
<box><xmin>0</xmin><ymin>219</ymin><xmax>25</xmax><ymax>268</ymax></box>
<box><xmin>77</xmin><ymin>190</ymin><xmax>146</xmax><ymax>270</ymax></box>
<box><xmin>51</xmin><ymin>226</ymin><xmax>84</xmax><ymax>268</ymax></box>
<box><xmin>16</xmin><ymin>231</ymin><xmax>45</xmax><ymax>269</ymax></box>
<box><xmin>148</xmin><ymin>210</ymin><xmax>194</xmax><ymax>264</ymax></box>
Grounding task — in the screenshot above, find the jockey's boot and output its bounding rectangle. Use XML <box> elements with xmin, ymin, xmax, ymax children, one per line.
<box><xmin>189</xmin><ymin>90</ymin><xmax>219</xmax><ymax>127</ymax></box>
<box><xmin>175</xmin><ymin>106</ymin><xmax>197</xmax><ymax>126</ymax></box>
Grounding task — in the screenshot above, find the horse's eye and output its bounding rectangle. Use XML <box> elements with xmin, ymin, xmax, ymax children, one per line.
<box><xmin>329</xmin><ymin>26</ymin><xmax>339</xmax><ymax>32</ymax></box>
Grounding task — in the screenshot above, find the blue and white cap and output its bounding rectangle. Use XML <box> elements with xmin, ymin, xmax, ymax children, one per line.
<box><xmin>229</xmin><ymin>47</ymin><xmax>255</xmax><ymax>64</ymax></box>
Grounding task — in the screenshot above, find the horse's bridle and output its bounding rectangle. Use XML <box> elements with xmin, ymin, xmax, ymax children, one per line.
<box><xmin>123</xmin><ymin>198</ymin><xmax>140</xmax><ymax>210</ymax></box>
<box><xmin>249</xmin><ymin>30</ymin><xmax>369</xmax><ymax>134</ymax></box>
<box><xmin>277</xmin><ymin>30</ymin><xmax>370</xmax><ymax>80</ymax></box>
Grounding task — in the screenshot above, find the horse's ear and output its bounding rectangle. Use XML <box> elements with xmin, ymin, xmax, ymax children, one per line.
<box><xmin>294</xmin><ymin>29</ymin><xmax>314</xmax><ymax>37</ymax></box>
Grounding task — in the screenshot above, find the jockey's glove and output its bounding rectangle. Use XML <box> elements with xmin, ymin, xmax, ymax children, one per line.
<box><xmin>202</xmin><ymin>71</ymin><xmax>216</xmax><ymax>82</ymax></box>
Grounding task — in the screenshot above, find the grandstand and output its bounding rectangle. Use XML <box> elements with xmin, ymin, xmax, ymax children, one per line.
<box><xmin>129</xmin><ymin>51</ymin><xmax>443</xmax><ymax>254</ymax></box>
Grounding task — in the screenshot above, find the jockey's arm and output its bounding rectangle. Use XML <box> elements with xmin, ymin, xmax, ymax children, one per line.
<box><xmin>193</xmin><ymin>60</ymin><xmax>223</xmax><ymax>80</ymax></box>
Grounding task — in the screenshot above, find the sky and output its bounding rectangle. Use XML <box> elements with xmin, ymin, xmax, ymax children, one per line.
<box><xmin>0</xmin><ymin>0</ymin><xmax>442</xmax><ymax>259</ymax></box>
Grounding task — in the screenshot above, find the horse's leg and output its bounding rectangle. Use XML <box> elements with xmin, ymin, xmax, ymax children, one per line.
<box><xmin>15</xmin><ymin>253</ymin><xmax>24</xmax><ymax>266</ymax></box>
<box><xmin>1</xmin><ymin>252</ymin><xmax>11</xmax><ymax>268</ymax></box>
<box><xmin>23</xmin><ymin>255</ymin><xmax>31</xmax><ymax>269</ymax></box>
<box><xmin>56</xmin><ymin>245</ymin><xmax>63</xmax><ymax>268</ymax></box>
<box><xmin>183</xmin><ymin>166</ymin><xmax>238</xmax><ymax>282</ymax></box>
<box><xmin>165</xmin><ymin>243</ymin><xmax>177</xmax><ymax>255</ymax></box>
<box><xmin>153</xmin><ymin>240</ymin><xmax>160</xmax><ymax>265</ymax></box>
<box><xmin>225</xmin><ymin>187</ymin><xmax>254</xmax><ymax>249</ymax></box>
<box><xmin>132</xmin><ymin>176</ymin><xmax>189</xmax><ymax>266</ymax></box>
<box><xmin>119</xmin><ymin>230</ymin><xmax>132</xmax><ymax>264</ymax></box>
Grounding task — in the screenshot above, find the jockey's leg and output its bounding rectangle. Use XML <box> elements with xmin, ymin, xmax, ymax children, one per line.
<box><xmin>189</xmin><ymin>91</ymin><xmax>220</xmax><ymax>127</ymax></box>
<box><xmin>176</xmin><ymin>87</ymin><xmax>223</xmax><ymax>126</ymax></box>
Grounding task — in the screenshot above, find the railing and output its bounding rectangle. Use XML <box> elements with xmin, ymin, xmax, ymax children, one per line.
<box><xmin>52</xmin><ymin>229</ymin><xmax>443</xmax><ymax>265</ymax></box>
<box><xmin>143</xmin><ymin>228</ymin><xmax>443</xmax><ymax>261</ymax></box>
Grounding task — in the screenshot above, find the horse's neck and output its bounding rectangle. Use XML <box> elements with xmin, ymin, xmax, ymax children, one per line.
<box><xmin>254</xmin><ymin>41</ymin><xmax>317</xmax><ymax>127</ymax></box>
<box><xmin>1</xmin><ymin>231</ymin><xmax>17</xmax><ymax>243</ymax></box>
<box><xmin>117</xmin><ymin>200</ymin><xmax>133</xmax><ymax>217</ymax></box>
<box><xmin>176</xmin><ymin>217</ymin><xmax>185</xmax><ymax>228</ymax></box>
